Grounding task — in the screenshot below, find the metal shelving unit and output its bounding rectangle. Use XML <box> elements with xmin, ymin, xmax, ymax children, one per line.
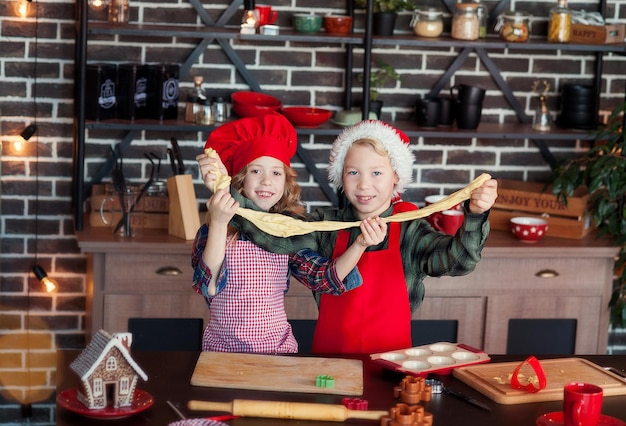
<box><xmin>72</xmin><ymin>0</ymin><xmax>625</xmax><ymax>229</ymax></box>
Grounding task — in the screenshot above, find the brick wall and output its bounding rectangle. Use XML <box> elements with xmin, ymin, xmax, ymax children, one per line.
<box><xmin>1</xmin><ymin>0</ymin><xmax>625</xmax><ymax>422</ymax></box>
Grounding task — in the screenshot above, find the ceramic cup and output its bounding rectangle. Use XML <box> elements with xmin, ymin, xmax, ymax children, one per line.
<box><xmin>450</xmin><ymin>84</ymin><xmax>486</xmax><ymax>105</ymax></box>
<box><xmin>437</xmin><ymin>96</ymin><xmax>454</xmax><ymax>127</ymax></box>
<box><xmin>293</xmin><ymin>14</ymin><xmax>323</xmax><ymax>33</ymax></box>
<box><xmin>424</xmin><ymin>195</ymin><xmax>461</xmax><ymax>228</ymax></box>
<box><xmin>255</xmin><ymin>5</ymin><xmax>277</xmax><ymax>26</ymax></box>
<box><xmin>416</xmin><ymin>98</ymin><xmax>440</xmax><ymax>128</ymax></box>
<box><xmin>432</xmin><ymin>209</ymin><xmax>464</xmax><ymax>235</ymax></box>
<box><xmin>563</xmin><ymin>383</ymin><xmax>603</xmax><ymax>426</ymax></box>
<box><xmin>456</xmin><ymin>103</ymin><xmax>482</xmax><ymax>130</ymax></box>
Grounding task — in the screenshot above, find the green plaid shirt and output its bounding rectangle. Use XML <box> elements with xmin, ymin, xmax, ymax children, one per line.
<box><xmin>230</xmin><ymin>190</ymin><xmax>490</xmax><ymax>312</ymax></box>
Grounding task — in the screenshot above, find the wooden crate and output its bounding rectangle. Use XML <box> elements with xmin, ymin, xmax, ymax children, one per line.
<box><xmin>493</xmin><ymin>179</ymin><xmax>593</xmax><ymax>239</ymax></box>
<box><xmin>495</xmin><ymin>179</ymin><xmax>589</xmax><ymax>218</ymax></box>
<box><xmin>490</xmin><ymin>208</ymin><xmax>594</xmax><ymax>239</ymax></box>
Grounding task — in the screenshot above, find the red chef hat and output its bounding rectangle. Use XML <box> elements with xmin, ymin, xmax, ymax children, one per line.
<box><xmin>204</xmin><ymin>112</ymin><xmax>297</xmax><ymax>176</ymax></box>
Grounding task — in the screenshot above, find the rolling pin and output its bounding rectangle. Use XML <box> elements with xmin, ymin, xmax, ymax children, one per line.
<box><xmin>187</xmin><ymin>399</ymin><xmax>388</xmax><ymax>422</ymax></box>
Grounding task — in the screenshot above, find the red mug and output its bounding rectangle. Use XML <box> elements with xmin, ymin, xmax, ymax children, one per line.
<box><xmin>432</xmin><ymin>210</ymin><xmax>464</xmax><ymax>235</ymax></box>
<box><xmin>563</xmin><ymin>383</ymin><xmax>603</xmax><ymax>426</ymax></box>
<box><xmin>424</xmin><ymin>195</ymin><xmax>461</xmax><ymax>227</ymax></box>
<box><xmin>254</xmin><ymin>5</ymin><xmax>277</xmax><ymax>26</ymax></box>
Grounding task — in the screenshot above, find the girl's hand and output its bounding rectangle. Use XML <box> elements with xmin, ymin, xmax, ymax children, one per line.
<box><xmin>206</xmin><ymin>188</ymin><xmax>239</xmax><ymax>226</ymax></box>
<box><xmin>468</xmin><ymin>179</ymin><xmax>498</xmax><ymax>214</ymax></box>
<box><xmin>357</xmin><ymin>217</ymin><xmax>387</xmax><ymax>247</ymax></box>
<box><xmin>196</xmin><ymin>151</ymin><xmax>228</xmax><ymax>193</ymax></box>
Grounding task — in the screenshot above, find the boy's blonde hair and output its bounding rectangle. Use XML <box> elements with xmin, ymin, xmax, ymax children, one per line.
<box><xmin>328</xmin><ymin>120</ymin><xmax>415</xmax><ymax>197</ymax></box>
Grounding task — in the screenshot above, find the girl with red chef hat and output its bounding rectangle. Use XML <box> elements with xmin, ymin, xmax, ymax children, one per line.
<box><xmin>192</xmin><ymin>113</ymin><xmax>387</xmax><ymax>353</ymax></box>
<box><xmin>206</xmin><ymin>119</ymin><xmax>498</xmax><ymax>354</ymax></box>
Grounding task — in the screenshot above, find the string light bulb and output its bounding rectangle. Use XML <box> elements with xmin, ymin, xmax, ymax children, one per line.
<box><xmin>32</xmin><ymin>265</ymin><xmax>57</xmax><ymax>293</ymax></box>
<box><xmin>16</xmin><ymin>0</ymin><xmax>30</xmax><ymax>18</ymax></box>
<box><xmin>88</xmin><ymin>0</ymin><xmax>109</xmax><ymax>11</ymax></box>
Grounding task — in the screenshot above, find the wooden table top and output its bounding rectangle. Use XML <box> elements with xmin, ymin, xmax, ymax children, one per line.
<box><xmin>56</xmin><ymin>350</ymin><xmax>626</xmax><ymax>426</ymax></box>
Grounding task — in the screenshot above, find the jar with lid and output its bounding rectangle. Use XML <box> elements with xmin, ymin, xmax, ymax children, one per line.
<box><xmin>471</xmin><ymin>0</ymin><xmax>488</xmax><ymax>38</ymax></box>
<box><xmin>548</xmin><ymin>0</ymin><xmax>571</xmax><ymax>43</ymax></box>
<box><xmin>108</xmin><ymin>0</ymin><xmax>129</xmax><ymax>24</ymax></box>
<box><xmin>451</xmin><ymin>3</ymin><xmax>480</xmax><ymax>41</ymax></box>
<box><xmin>410</xmin><ymin>8</ymin><xmax>444</xmax><ymax>38</ymax></box>
<box><xmin>495</xmin><ymin>11</ymin><xmax>530</xmax><ymax>42</ymax></box>
<box><xmin>195</xmin><ymin>98</ymin><xmax>215</xmax><ymax>125</ymax></box>
<box><xmin>185</xmin><ymin>76</ymin><xmax>207</xmax><ymax>123</ymax></box>
<box><xmin>213</xmin><ymin>97</ymin><xmax>231</xmax><ymax>122</ymax></box>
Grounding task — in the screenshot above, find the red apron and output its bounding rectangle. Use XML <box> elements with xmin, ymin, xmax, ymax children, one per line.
<box><xmin>312</xmin><ymin>203</ymin><xmax>416</xmax><ymax>354</ymax></box>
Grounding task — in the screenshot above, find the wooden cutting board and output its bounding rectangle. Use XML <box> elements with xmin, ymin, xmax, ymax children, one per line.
<box><xmin>453</xmin><ymin>358</ymin><xmax>626</xmax><ymax>404</ymax></box>
<box><xmin>190</xmin><ymin>352</ymin><xmax>363</xmax><ymax>396</ymax></box>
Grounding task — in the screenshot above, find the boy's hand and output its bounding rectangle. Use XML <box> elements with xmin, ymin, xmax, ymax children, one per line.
<box><xmin>357</xmin><ymin>217</ymin><xmax>387</xmax><ymax>247</ymax></box>
<box><xmin>196</xmin><ymin>150</ymin><xmax>229</xmax><ymax>193</ymax></box>
<box><xmin>468</xmin><ymin>179</ymin><xmax>498</xmax><ymax>214</ymax></box>
<box><xmin>206</xmin><ymin>188</ymin><xmax>239</xmax><ymax>226</ymax></box>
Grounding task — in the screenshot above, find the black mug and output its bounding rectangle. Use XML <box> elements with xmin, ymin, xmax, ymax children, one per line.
<box><xmin>437</xmin><ymin>96</ymin><xmax>454</xmax><ymax>127</ymax></box>
<box><xmin>450</xmin><ymin>84</ymin><xmax>486</xmax><ymax>105</ymax></box>
<box><xmin>456</xmin><ymin>103</ymin><xmax>482</xmax><ymax>130</ymax></box>
<box><xmin>416</xmin><ymin>98</ymin><xmax>440</xmax><ymax>128</ymax></box>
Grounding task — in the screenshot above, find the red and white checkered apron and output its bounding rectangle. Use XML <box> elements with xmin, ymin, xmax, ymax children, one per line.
<box><xmin>202</xmin><ymin>240</ymin><xmax>298</xmax><ymax>353</ymax></box>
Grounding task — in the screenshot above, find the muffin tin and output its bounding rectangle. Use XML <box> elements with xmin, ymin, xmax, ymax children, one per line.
<box><xmin>370</xmin><ymin>342</ymin><xmax>490</xmax><ymax>377</ymax></box>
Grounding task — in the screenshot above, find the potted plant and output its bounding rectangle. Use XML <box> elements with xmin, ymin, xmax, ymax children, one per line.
<box><xmin>355</xmin><ymin>0</ymin><xmax>416</xmax><ymax>35</ymax></box>
<box><xmin>546</xmin><ymin>102</ymin><xmax>626</xmax><ymax>333</ymax></box>
<box><xmin>357</xmin><ymin>58</ymin><xmax>402</xmax><ymax>118</ymax></box>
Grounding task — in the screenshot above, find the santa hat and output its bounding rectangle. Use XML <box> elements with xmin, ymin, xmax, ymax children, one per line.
<box><xmin>328</xmin><ymin>120</ymin><xmax>414</xmax><ymax>196</ymax></box>
<box><xmin>204</xmin><ymin>112</ymin><xmax>297</xmax><ymax>175</ymax></box>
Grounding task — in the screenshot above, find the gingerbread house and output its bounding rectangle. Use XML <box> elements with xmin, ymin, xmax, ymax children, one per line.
<box><xmin>69</xmin><ymin>329</ymin><xmax>148</xmax><ymax>409</ymax></box>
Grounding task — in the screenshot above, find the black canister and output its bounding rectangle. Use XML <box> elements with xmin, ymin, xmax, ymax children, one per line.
<box><xmin>147</xmin><ymin>64</ymin><xmax>180</xmax><ymax>120</ymax></box>
<box><xmin>85</xmin><ymin>63</ymin><xmax>117</xmax><ymax>121</ymax></box>
<box><xmin>117</xmin><ymin>64</ymin><xmax>150</xmax><ymax>120</ymax></box>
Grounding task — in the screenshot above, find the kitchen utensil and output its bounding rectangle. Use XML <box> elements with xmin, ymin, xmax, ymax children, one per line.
<box><xmin>370</xmin><ymin>342</ymin><xmax>490</xmax><ymax>377</ymax></box>
<box><xmin>112</xmin><ymin>153</ymin><xmax>155</xmax><ymax>234</ymax></box>
<box><xmin>510</xmin><ymin>216</ymin><xmax>548</xmax><ymax>242</ymax></box>
<box><xmin>293</xmin><ymin>13</ymin><xmax>323</xmax><ymax>33</ymax></box>
<box><xmin>323</xmin><ymin>15</ymin><xmax>353</xmax><ymax>35</ymax></box>
<box><xmin>426</xmin><ymin>378</ymin><xmax>492</xmax><ymax>411</ymax></box>
<box><xmin>432</xmin><ymin>209</ymin><xmax>464</xmax><ymax>235</ymax></box>
<box><xmin>453</xmin><ymin>358</ymin><xmax>626</xmax><ymax>404</ymax></box>
<box><xmin>563</xmin><ymin>382</ymin><xmax>603</xmax><ymax>426</ymax></box>
<box><xmin>187</xmin><ymin>399</ymin><xmax>387</xmax><ymax>422</ymax></box>
<box><xmin>280</xmin><ymin>106</ymin><xmax>332</xmax><ymax>127</ymax></box>
<box><xmin>190</xmin><ymin>352</ymin><xmax>363</xmax><ymax>395</ymax></box>
<box><xmin>167</xmin><ymin>148</ymin><xmax>178</xmax><ymax>176</ymax></box>
<box><xmin>231</xmin><ymin>91</ymin><xmax>282</xmax><ymax>117</ymax></box>
<box><xmin>170</xmin><ymin>137</ymin><xmax>185</xmax><ymax>174</ymax></box>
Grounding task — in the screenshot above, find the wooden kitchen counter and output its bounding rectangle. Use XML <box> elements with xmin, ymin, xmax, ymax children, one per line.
<box><xmin>77</xmin><ymin>225</ymin><xmax>619</xmax><ymax>354</ymax></box>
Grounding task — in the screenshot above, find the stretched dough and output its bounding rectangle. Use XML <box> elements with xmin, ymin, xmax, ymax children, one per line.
<box><xmin>203</xmin><ymin>147</ymin><xmax>491</xmax><ymax>237</ymax></box>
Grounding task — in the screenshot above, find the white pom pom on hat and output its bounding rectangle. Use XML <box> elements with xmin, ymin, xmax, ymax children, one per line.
<box><xmin>328</xmin><ymin>120</ymin><xmax>415</xmax><ymax>196</ymax></box>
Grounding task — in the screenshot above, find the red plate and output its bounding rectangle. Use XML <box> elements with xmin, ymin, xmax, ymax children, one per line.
<box><xmin>536</xmin><ymin>411</ymin><xmax>626</xmax><ymax>426</ymax></box>
<box><xmin>57</xmin><ymin>388</ymin><xmax>153</xmax><ymax>420</ymax></box>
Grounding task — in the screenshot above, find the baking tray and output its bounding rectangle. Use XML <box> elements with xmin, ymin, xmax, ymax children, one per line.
<box><xmin>370</xmin><ymin>342</ymin><xmax>491</xmax><ymax>377</ymax></box>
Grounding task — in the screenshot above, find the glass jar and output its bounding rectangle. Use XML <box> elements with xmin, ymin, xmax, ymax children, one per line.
<box><xmin>410</xmin><ymin>8</ymin><xmax>444</xmax><ymax>38</ymax></box>
<box><xmin>496</xmin><ymin>12</ymin><xmax>530</xmax><ymax>42</ymax></box>
<box><xmin>451</xmin><ymin>3</ymin><xmax>480</xmax><ymax>41</ymax></box>
<box><xmin>548</xmin><ymin>0</ymin><xmax>571</xmax><ymax>43</ymax></box>
<box><xmin>184</xmin><ymin>76</ymin><xmax>206</xmax><ymax>123</ymax></box>
<box><xmin>472</xmin><ymin>0</ymin><xmax>488</xmax><ymax>38</ymax></box>
<box><xmin>195</xmin><ymin>98</ymin><xmax>215</xmax><ymax>125</ymax></box>
<box><xmin>108</xmin><ymin>0</ymin><xmax>129</xmax><ymax>24</ymax></box>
